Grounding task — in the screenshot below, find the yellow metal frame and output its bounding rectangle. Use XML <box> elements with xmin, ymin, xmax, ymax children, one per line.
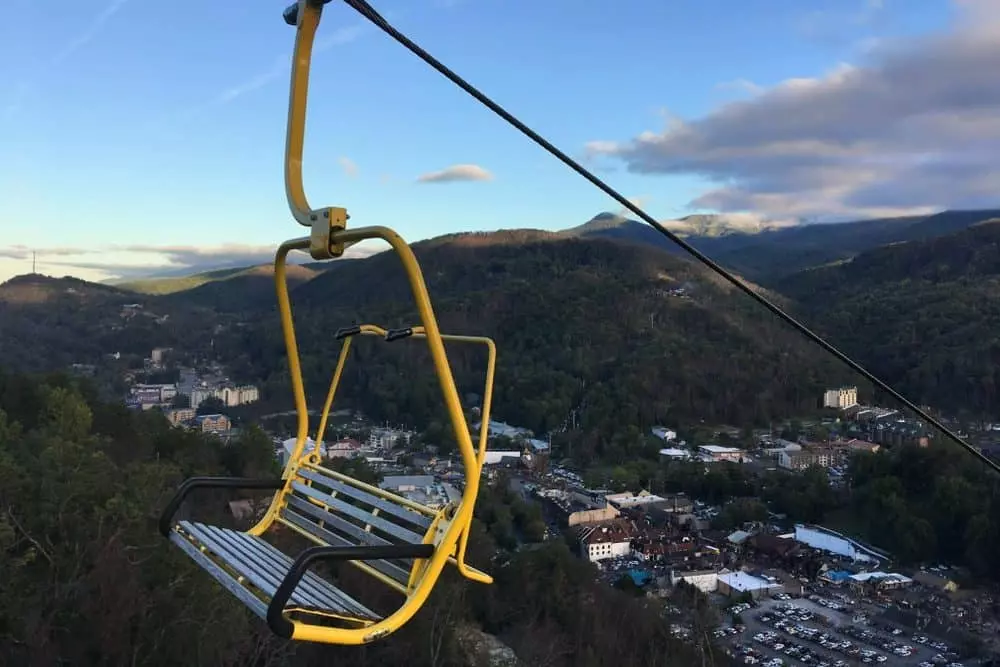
<box><xmin>254</xmin><ymin>231</ymin><xmax>488</xmax><ymax>645</ymax></box>
<box><xmin>311</xmin><ymin>323</ymin><xmax>496</xmax><ymax>584</ymax></box>
<box><xmin>239</xmin><ymin>1</ymin><xmax>493</xmax><ymax>644</ymax></box>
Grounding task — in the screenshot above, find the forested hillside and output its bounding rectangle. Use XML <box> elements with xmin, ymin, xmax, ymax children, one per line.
<box><xmin>216</xmin><ymin>234</ymin><xmax>853</xmax><ymax>454</ymax></box>
<box><xmin>776</xmin><ymin>220</ymin><xmax>1000</xmax><ymax>417</ymax></box>
<box><xmin>0</xmin><ymin>371</ymin><xmax>708</xmax><ymax>666</ymax></box>
<box><xmin>0</xmin><ymin>274</ymin><xmax>225</xmax><ymax>382</ymax></box>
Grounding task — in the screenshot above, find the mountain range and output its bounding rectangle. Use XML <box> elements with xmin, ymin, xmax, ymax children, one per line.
<box><xmin>4</xmin><ymin>208</ymin><xmax>1000</xmax><ymax>439</ymax></box>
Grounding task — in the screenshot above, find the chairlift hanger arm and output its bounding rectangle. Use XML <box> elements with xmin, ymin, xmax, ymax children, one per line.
<box><xmin>283</xmin><ymin>0</ymin><xmax>350</xmax><ymax>262</ymax></box>
<box><xmin>332</xmin><ymin>0</ymin><xmax>1000</xmax><ymax>476</ymax></box>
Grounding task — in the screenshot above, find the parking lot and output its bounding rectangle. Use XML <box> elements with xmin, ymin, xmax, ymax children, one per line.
<box><xmin>730</xmin><ymin>595</ymin><xmax>967</xmax><ymax>667</ymax></box>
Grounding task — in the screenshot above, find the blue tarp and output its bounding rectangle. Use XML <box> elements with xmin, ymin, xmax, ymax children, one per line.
<box><xmin>628</xmin><ymin>569</ymin><xmax>653</xmax><ymax>586</ymax></box>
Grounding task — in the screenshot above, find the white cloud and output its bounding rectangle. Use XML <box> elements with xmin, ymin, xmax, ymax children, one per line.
<box><xmin>338</xmin><ymin>156</ymin><xmax>359</xmax><ymax>177</ymax></box>
<box><xmin>586</xmin><ymin>4</ymin><xmax>1000</xmax><ymax>220</ymax></box>
<box><xmin>416</xmin><ymin>164</ymin><xmax>494</xmax><ymax>183</ymax></box>
<box><xmin>0</xmin><ymin>242</ymin><xmax>383</xmax><ymax>285</ymax></box>
<box><xmin>715</xmin><ymin>79</ymin><xmax>764</xmax><ymax>97</ymax></box>
<box><xmin>617</xmin><ymin>196</ymin><xmax>651</xmax><ymax>217</ymax></box>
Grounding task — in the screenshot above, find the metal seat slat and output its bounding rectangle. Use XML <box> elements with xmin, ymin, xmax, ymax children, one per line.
<box><xmin>176</xmin><ymin>521</ymin><xmax>380</xmax><ymax>621</ymax></box>
<box><xmin>290</xmin><ymin>481</ymin><xmax>424</xmax><ymax>544</ymax></box>
<box><xmin>280</xmin><ymin>502</ymin><xmax>411</xmax><ymax>584</ymax></box>
<box><xmin>297</xmin><ymin>468</ymin><xmax>433</xmax><ymax>530</ymax></box>
<box><xmin>284</xmin><ymin>495</ymin><xmax>393</xmax><ymax>549</ymax></box>
<box><xmin>170</xmin><ymin>530</ymin><xmax>271</xmax><ymax>620</ymax></box>
<box><xmin>184</xmin><ymin>522</ymin><xmax>292</xmax><ymax>603</ymax></box>
<box><xmin>197</xmin><ymin>523</ymin><xmax>344</xmax><ymax>612</ymax></box>
<box><xmin>247</xmin><ymin>526</ymin><xmax>376</xmax><ymax>614</ymax></box>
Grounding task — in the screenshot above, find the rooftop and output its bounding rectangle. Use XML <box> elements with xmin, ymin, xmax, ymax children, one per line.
<box><xmin>719</xmin><ymin>571</ymin><xmax>783</xmax><ymax>592</ymax></box>
<box><xmin>698</xmin><ymin>445</ymin><xmax>742</xmax><ymax>453</ymax></box>
<box><xmin>659</xmin><ymin>447</ymin><xmax>690</xmax><ymax>457</ymax></box>
<box><xmin>379</xmin><ymin>475</ymin><xmax>435</xmax><ymax>489</ymax></box>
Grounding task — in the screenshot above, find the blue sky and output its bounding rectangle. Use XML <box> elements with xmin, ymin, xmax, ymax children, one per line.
<box><xmin>0</xmin><ymin>0</ymin><xmax>979</xmax><ymax>283</ymax></box>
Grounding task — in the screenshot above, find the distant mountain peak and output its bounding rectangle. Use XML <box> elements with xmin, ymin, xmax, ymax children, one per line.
<box><xmin>566</xmin><ymin>211</ymin><xmax>799</xmax><ymax>239</ymax></box>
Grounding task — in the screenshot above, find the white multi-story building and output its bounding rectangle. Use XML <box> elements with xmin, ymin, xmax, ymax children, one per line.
<box><xmin>190</xmin><ymin>384</ymin><xmax>260</xmax><ymax>409</ymax></box>
<box><xmin>778</xmin><ymin>448</ymin><xmax>842</xmax><ymax>471</ymax></box>
<box><xmin>218</xmin><ymin>385</ymin><xmax>259</xmax><ymax>407</ymax></box>
<box><xmin>131</xmin><ymin>383</ymin><xmax>177</xmax><ymax>405</ymax></box>
<box><xmin>368</xmin><ymin>427</ymin><xmax>413</xmax><ymax>451</ymax></box>
<box><xmin>823</xmin><ymin>386</ymin><xmax>858</xmax><ymax>410</ymax></box>
<box><xmin>578</xmin><ymin>520</ymin><xmax>636</xmax><ymax>562</ymax></box>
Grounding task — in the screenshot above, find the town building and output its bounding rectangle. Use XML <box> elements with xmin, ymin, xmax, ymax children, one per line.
<box><xmin>190</xmin><ymin>384</ymin><xmax>260</xmax><ymax>409</ymax></box>
<box><xmin>131</xmin><ymin>383</ymin><xmax>177</xmax><ymax>407</ymax></box>
<box><xmin>848</xmin><ymin>571</ymin><xmax>913</xmax><ymax>593</ymax></box>
<box><xmin>150</xmin><ymin>347</ymin><xmax>172</xmax><ymax>366</ymax></box>
<box><xmin>841</xmin><ymin>438</ymin><xmax>880</xmax><ymax>454</ymax></box>
<box><xmin>792</xmin><ymin>524</ymin><xmax>887</xmax><ymax>564</ymax></box>
<box><xmin>194</xmin><ymin>413</ymin><xmax>231</xmax><ymax>435</ymax></box>
<box><xmin>669</xmin><ymin>568</ymin><xmax>724</xmax><ymax>593</ymax></box>
<box><xmin>778</xmin><ymin>447</ymin><xmax>843</xmax><ymax>471</ymax></box>
<box><xmin>605</xmin><ymin>490</ymin><xmax>666</xmax><ymax>510</ymax></box>
<box><xmin>745</xmin><ymin>534</ymin><xmax>801</xmax><ymax>562</ymax></box>
<box><xmin>717</xmin><ymin>571</ymin><xmax>784</xmax><ymax>599</ymax></box>
<box><xmin>472</xmin><ymin>419</ymin><xmax>532</xmax><ymax>440</ymax></box>
<box><xmin>651</xmin><ymin>426</ymin><xmax>678</xmax><ymax>442</ymax></box>
<box><xmin>578</xmin><ymin>520</ymin><xmax>637</xmax><ymax>562</ymax></box>
<box><xmin>698</xmin><ymin>445</ymin><xmax>745</xmax><ymax>462</ymax></box>
<box><xmin>482</xmin><ymin>450</ymin><xmax>522</xmax><ymax>466</ymax></box>
<box><xmin>164</xmin><ymin>407</ymin><xmax>196</xmax><ymax>426</ymax></box>
<box><xmin>368</xmin><ymin>426</ymin><xmax>413</xmax><ymax>451</ymax></box>
<box><xmin>823</xmin><ymin>386</ymin><xmax>859</xmax><ymax>410</ymax></box>
<box><xmin>326</xmin><ymin>438</ymin><xmax>362</xmax><ymax>458</ymax></box>
<box><xmin>568</xmin><ymin>505</ymin><xmax>620</xmax><ymax>527</ymax></box>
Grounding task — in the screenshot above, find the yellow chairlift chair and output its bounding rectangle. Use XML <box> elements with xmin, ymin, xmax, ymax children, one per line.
<box><xmin>159</xmin><ymin>0</ymin><xmax>495</xmax><ymax>645</ymax></box>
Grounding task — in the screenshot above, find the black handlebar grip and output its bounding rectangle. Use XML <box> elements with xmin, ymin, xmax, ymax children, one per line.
<box><xmin>385</xmin><ymin>327</ymin><xmax>414</xmax><ymax>342</ymax></box>
<box><xmin>335</xmin><ymin>325</ymin><xmax>363</xmax><ymax>340</ymax></box>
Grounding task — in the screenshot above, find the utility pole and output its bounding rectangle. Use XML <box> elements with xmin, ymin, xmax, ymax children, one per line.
<box><xmin>32</xmin><ymin>251</ymin><xmax>36</xmax><ymax>274</ymax></box>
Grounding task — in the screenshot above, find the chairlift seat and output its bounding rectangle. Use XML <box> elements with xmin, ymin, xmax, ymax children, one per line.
<box><xmin>160</xmin><ymin>463</ymin><xmax>447</xmax><ymax>640</ymax></box>
<box><xmin>171</xmin><ymin>520</ymin><xmax>382</xmax><ymax>623</ymax></box>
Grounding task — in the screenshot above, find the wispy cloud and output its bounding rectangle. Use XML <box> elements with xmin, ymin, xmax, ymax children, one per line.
<box><xmin>51</xmin><ymin>0</ymin><xmax>132</xmax><ymax>66</ymax></box>
<box><xmin>617</xmin><ymin>196</ymin><xmax>652</xmax><ymax>217</ymax></box>
<box><xmin>338</xmin><ymin>156</ymin><xmax>359</xmax><ymax>177</ymax></box>
<box><xmin>416</xmin><ymin>164</ymin><xmax>494</xmax><ymax>183</ymax></box>
<box><xmin>4</xmin><ymin>0</ymin><xmax>131</xmax><ymax>120</ymax></box>
<box><xmin>715</xmin><ymin>78</ymin><xmax>764</xmax><ymax>96</ymax></box>
<box><xmin>164</xmin><ymin>21</ymin><xmax>369</xmax><ymax>128</ymax></box>
<box><xmin>0</xmin><ymin>246</ymin><xmax>103</xmax><ymax>260</ymax></box>
<box><xmin>0</xmin><ymin>241</ymin><xmax>384</xmax><ymax>283</ymax></box>
<box><xmin>794</xmin><ymin>0</ymin><xmax>890</xmax><ymax>46</ymax></box>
